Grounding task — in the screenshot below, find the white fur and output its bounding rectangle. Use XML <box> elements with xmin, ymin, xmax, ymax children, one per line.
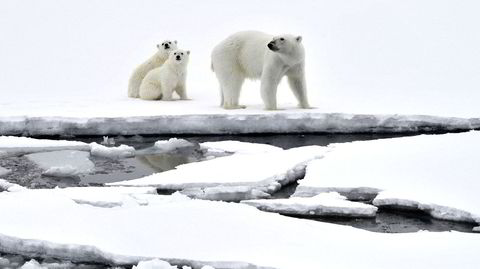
<box><xmin>128</xmin><ymin>40</ymin><xmax>178</xmax><ymax>98</ymax></box>
<box><xmin>211</xmin><ymin>31</ymin><xmax>310</xmax><ymax>110</ymax></box>
<box><xmin>139</xmin><ymin>49</ymin><xmax>189</xmax><ymax>101</ymax></box>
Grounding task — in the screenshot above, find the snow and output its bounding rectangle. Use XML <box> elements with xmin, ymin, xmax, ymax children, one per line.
<box><xmin>0</xmin><ymin>179</ymin><xmax>26</xmax><ymax>192</ymax></box>
<box><xmin>0</xmin><ymin>187</ymin><xmax>479</xmax><ymax>269</ymax></box>
<box><xmin>200</xmin><ymin>141</ymin><xmax>282</xmax><ymax>155</ymax></box>
<box><xmin>109</xmin><ymin>146</ymin><xmax>326</xmax><ymax>201</ymax></box>
<box><xmin>295</xmin><ymin>131</ymin><xmax>480</xmax><ymax>224</ymax></box>
<box><xmin>0</xmin><ymin>136</ymin><xmax>89</xmax><ymax>156</ymax></box>
<box><xmin>154</xmin><ymin>138</ymin><xmax>196</xmax><ymax>153</ymax></box>
<box><xmin>90</xmin><ymin>142</ymin><xmax>135</xmax><ymax>159</ymax></box>
<box><xmin>474</xmin><ymin>227</ymin><xmax>480</xmax><ymax>233</ymax></box>
<box><xmin>25</xmin><ymin>150</ymin><xmax>94</xmax><ymax>177</ymax></box>
<box><xmin>132</xmin><ymin>259</ymin><xmax>177</xmax><ymax>269</ymax></box>
<box><xmin>241</xmin><ymin>192</ymin><xmax>377</xmax><ymax>218</ymax></box>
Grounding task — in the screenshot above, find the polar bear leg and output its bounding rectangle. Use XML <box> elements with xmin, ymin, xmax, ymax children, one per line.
<box><xmin>287</xmin><ymin>75</ymin><xmax>310</xmax><ymax>108</ymax></box>
<box><xmin>128</xmin><ymin>74</ymin><xmax>142</xmax><ymax>98</ymax></box>
<box><xmin>260</xmin><ymin>70</ymin><xmax>281</xmax><ymax>110</ymax></box>
<box><xmin>175</xmin><ymin>85</ymin><xmax>188</xmax><ymax>100</ymax></box>
<box><xmin>161</xmin><ymin>81</ymin><xmax>175</xmax><ymax>101</ymax></box>
<box><xmin>139</xmin><ymin>82</ymin><xmax>162</xmax><ymax>100</ymax></box>
<box><xmin>215</xmin><ymin>69</ymin><xmax>245</xmax><ymax>109</ymax></box>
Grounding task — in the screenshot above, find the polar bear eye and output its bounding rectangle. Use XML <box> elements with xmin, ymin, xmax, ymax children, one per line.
<box><xmin>181</xmin><ymin>53</ymin><xmax>184</xmax><ymax>55</ymax></box>
<box><xmin>280</xmin><ymin>38</ymin><xmax>285</xmax><ymax>41</ymax></box>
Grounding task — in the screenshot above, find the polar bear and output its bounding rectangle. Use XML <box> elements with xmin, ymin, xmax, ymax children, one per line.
<box><xmin>211</xmin><ymin>31</ymin><xmax>310</xmax><ymax>110</ymax></box>
<box><xmin>139</xmin><ymin>49</ymin><xmax>190</xmax><ymax>101</ymax></box>
<box><xmin>128</xmin><ymin>40</ymin><xmax>178</xmax><ymax>98</ymax></box>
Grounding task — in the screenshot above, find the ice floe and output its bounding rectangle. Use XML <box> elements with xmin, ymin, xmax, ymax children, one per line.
<box><xmin>0</xmin><ymin>113</ymin><xmax>477</xmax><ymax>136</ymax></box>
<box><xmin>90</xmin><ymin>142</ymin><xmax>135</xmax><ymax>159</ymax></box>
<box><xmin>25</xmin><ymin>150</ymin><xmax>94</xmax><ymax>177</ymax></box>
<box><xmin>0</xmin><ymin>179</ymin><xmax>26</xmax><ymax>192</ymax></box>
<box><xmin>241</xmin><ymin>192</ymin><xmax>377</xmax><ymax>218</ymax></box>
<box><xmin>200</xmin><ymin>141</ymin><xmax>282</xmax><ymax>155</ymax></box>
<box><xmin>0</xmin><ymin>136</ymin><xmax>89</xmax><ymax>156</ymax></box>
<box><xmin>109</xmin><ymin>146</ymin><xmax>326</xmax><ymax>201</ymax></box>
<box><xmin>154</xmin><ymin>138</ymin><xmax>197</xmax><ymax>153</ymax></box>
<box><xmin>0</xmin><ymin>187</ymin><xmax>479</xmax><ymax>269</ymax></box>
<box><xmin>295</xmin><ymin>131</ymin><xmax>480</xmax><ymax>224</ymax></box>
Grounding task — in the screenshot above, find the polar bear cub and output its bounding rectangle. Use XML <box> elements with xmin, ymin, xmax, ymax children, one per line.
<box><xmin>128</xmin><ymin>40</ymin><xmax>178</xmax><ymax>98</ymax></box>
<box><xmin>211</xmin><ymin>31</ymin><xmax>310</xmax><ymax>110</ymax></box>
<box><xmin>139</xmin><ymin>49</ymin><xmax>190</xmax><ymax>101</ymax></box>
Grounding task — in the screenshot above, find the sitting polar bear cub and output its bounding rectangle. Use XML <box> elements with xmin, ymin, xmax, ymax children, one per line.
<box><xmin>128</xmin><ymin>40</ymin><xmax>177</xmax><ymax>98</ymax></box>
<box><xmin>139</xmin><ymin>49</ymin><xmax>190</xmax><ymax>101</ymax></box>
<box><xmin>211</xmin><ymin>31</ymin><xmax>311</xmax><ymax>110</ymax></box>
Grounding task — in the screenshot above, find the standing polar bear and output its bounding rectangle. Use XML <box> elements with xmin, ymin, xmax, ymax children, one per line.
<box><xmin>211</xmin><ymin>31</ymin><xmax>311</xmax><ymax>110</ymax></box>
<box><xmin>128</xmin><ymin>40</ymin><xmax>177</xmax><ymax>98</ymax></box>
<box><xmin>139</xmin><ymin>49</ymin><xmax>190</xmax><ymax>101</ymax></box>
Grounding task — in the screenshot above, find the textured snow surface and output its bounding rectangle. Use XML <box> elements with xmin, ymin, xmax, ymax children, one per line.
<box><xmin>0</xmin><ymin>187</ymin><xmax>479</xmax><ymax>269</ymax></box>
<box><xmin>25</xmin><ymin>150</ymin><xmax>94</xmax><ymax>177</ymax></box>
<box><xmin>90</xmin><ymin>142</ymin><xmax>135</xmax><ymax>159</ymax></box>
<box><xmin>241</xmin><ymin>192</ymin><xmax>377</xmax><ymax>217</ymax></box>
<box><xmin>132</xmin><ymin>259</ymin><xmax>177</xmax><ymax>269</ymax></box>
<box><xmin>0</xmin><ymin>136</ymin><xmax>90</xmax><ymax>156</ymax></box>
<box><xmin>109</xmin><ymin>146</ymin><xmax>326</xmax><ymax>201</ymax></box>
<box><xmin>200</xmin><ymin>141</ymin><xmax>282</xmax><ymax>155</ymax></box>
<box><xmin>295</xmin><ymin>131</ymin><xmax>480</xmax><ymax>224</ymax></box>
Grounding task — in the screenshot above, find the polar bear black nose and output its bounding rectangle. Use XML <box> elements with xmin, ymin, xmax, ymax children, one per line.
<box><xmin>267</xmin><ymin>42</ymin><xmax>278</xmax><ymax>51</ymax></box>
<box><xmin>176</xmin><ymin>55</ymin><xmax>181</xmax><ymax>61</ymax></box>
<box><xmin>164</xmin><ymin>44</ymin><xmax>170</xmax><ymax>49</ymax></box>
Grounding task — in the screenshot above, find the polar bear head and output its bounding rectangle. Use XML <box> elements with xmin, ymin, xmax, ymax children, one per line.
<box><xmin>169</xmin><ymin>49</ymin><xmax>190</xmax><ymax>65</ymax></box>
<box><xmin>156</xmin><ymin>40</ymin><xmax>178</xmax><ymax>53</ymax></box>
<box><xmin>267</xmin><ymin>35</ymin><xmax>302</xmax><ymax>54</ymax></box>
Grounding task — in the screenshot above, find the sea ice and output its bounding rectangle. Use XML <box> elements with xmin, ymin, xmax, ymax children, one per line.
<box><xmin>0</xmin><ymin>179</ymin><xmax>26</xmax><ymax>192</ymax></box>
<box><xmin>0</xmin><ymin>136</ymin><xmax>89</xmax><ymax>156</ymax></box>
<box><xmin>90</xmin><ymin>142</ymin><xmax>135</xmax><ymax>159</ymax></box>
<box><xmin>200</xmin><ymin>141</ymin><xmax>282</xmax><ymax>155</ymax></box>
<box><xmin>294</xmin><ymin>131</ymin><xmax>480</xmax><ymax>224</ymax></box>
<box><xmin>25</xmin><ymin>150</ymin><xmax>94</xmax><ymax>177</ymax></box>
<box><xmin>0</xmin><ymin>187</ymin><xmax>479</xmax><ymax>269</ymax></box>
<box><xmin>109</xmin><ymin>146</ymin><xmax>326</xmax><ymax>201</ymax></box>
<box><xmin>241</xmin><ymin>192</ymin><xmax>377</xmax><ymax>217</ymax></box>
<box><xmin>154</xmin><ymin>138</ymin><xmax>196</xmax><ymax>153</ymax></box>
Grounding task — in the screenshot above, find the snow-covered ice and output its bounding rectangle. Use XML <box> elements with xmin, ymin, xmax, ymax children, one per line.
<box><xmin>295</xmin><ymin>131</ymin><xmax>480</xmax><ymax>224</ymax></box>
<box><xmin>0</xmin><ymin>186</ymin><xmax>479</xmax><ymax>269</ymax></box>
<box><xmin>154</xmin><ymin>138</ymin><xmax>196</xmax><ymax>153</ymax></box>
<box><xmin>200</xmin><ymin>141</ymin><xmax>282</xmax><ymax>155</ymax></box>
<box><xmin>0</xmin><ymin>136</ymin><xmax>89</xmax><ymax>156</ymax></box>
<box><xmin>109</xmin><ymin>146</ymin><xmax>326</xmax><ymax>201</ymax></box>
<box><xmin>241</xmin><ymin>192</ymin><xmax>377</xmax><ymax>218</ymax></box>
<box><xmin>0</xmin><ymin>179</ymin><xmax>26</xmax><ymax>192</ymax></box>
<box><xmin>25</xmin><ymin>150</ymin><xmax>94</xmax><ymax>177</ymax></box>
<box><xmin>90</xmin><ymin>142</ymin><xmax>135</xmax><ymax>159</ymax></box>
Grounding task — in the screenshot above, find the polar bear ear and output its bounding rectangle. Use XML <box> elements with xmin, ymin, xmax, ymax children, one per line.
<box><xmin>296</xmin><ymin>36</ymin><xmax>303</xmax><ymax>43</ymax></box>
<box><xmin>186</xmin><ymin>50</ymin><xmax>190</xmax><ymax>55</ymax></box>
<box><xmin>156</xmin><ymin>44</ymin><xmax>160</xmax><ymax>49</ymax></box>
<box><xmin>174</xmin><ymin>40</ymin><xmax>178</xmax><ymax>44</ymax></box>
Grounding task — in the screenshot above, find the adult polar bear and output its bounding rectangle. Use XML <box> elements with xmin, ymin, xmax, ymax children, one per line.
<box><xmin>128</xmin><ymin>40</ymin><xmax>177</xmax><ymax>98</ymax></box>
<box><xmin>211</xmin><ymin>31</ymin><xmax>311</xmax><ymax>110</ymax></box>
